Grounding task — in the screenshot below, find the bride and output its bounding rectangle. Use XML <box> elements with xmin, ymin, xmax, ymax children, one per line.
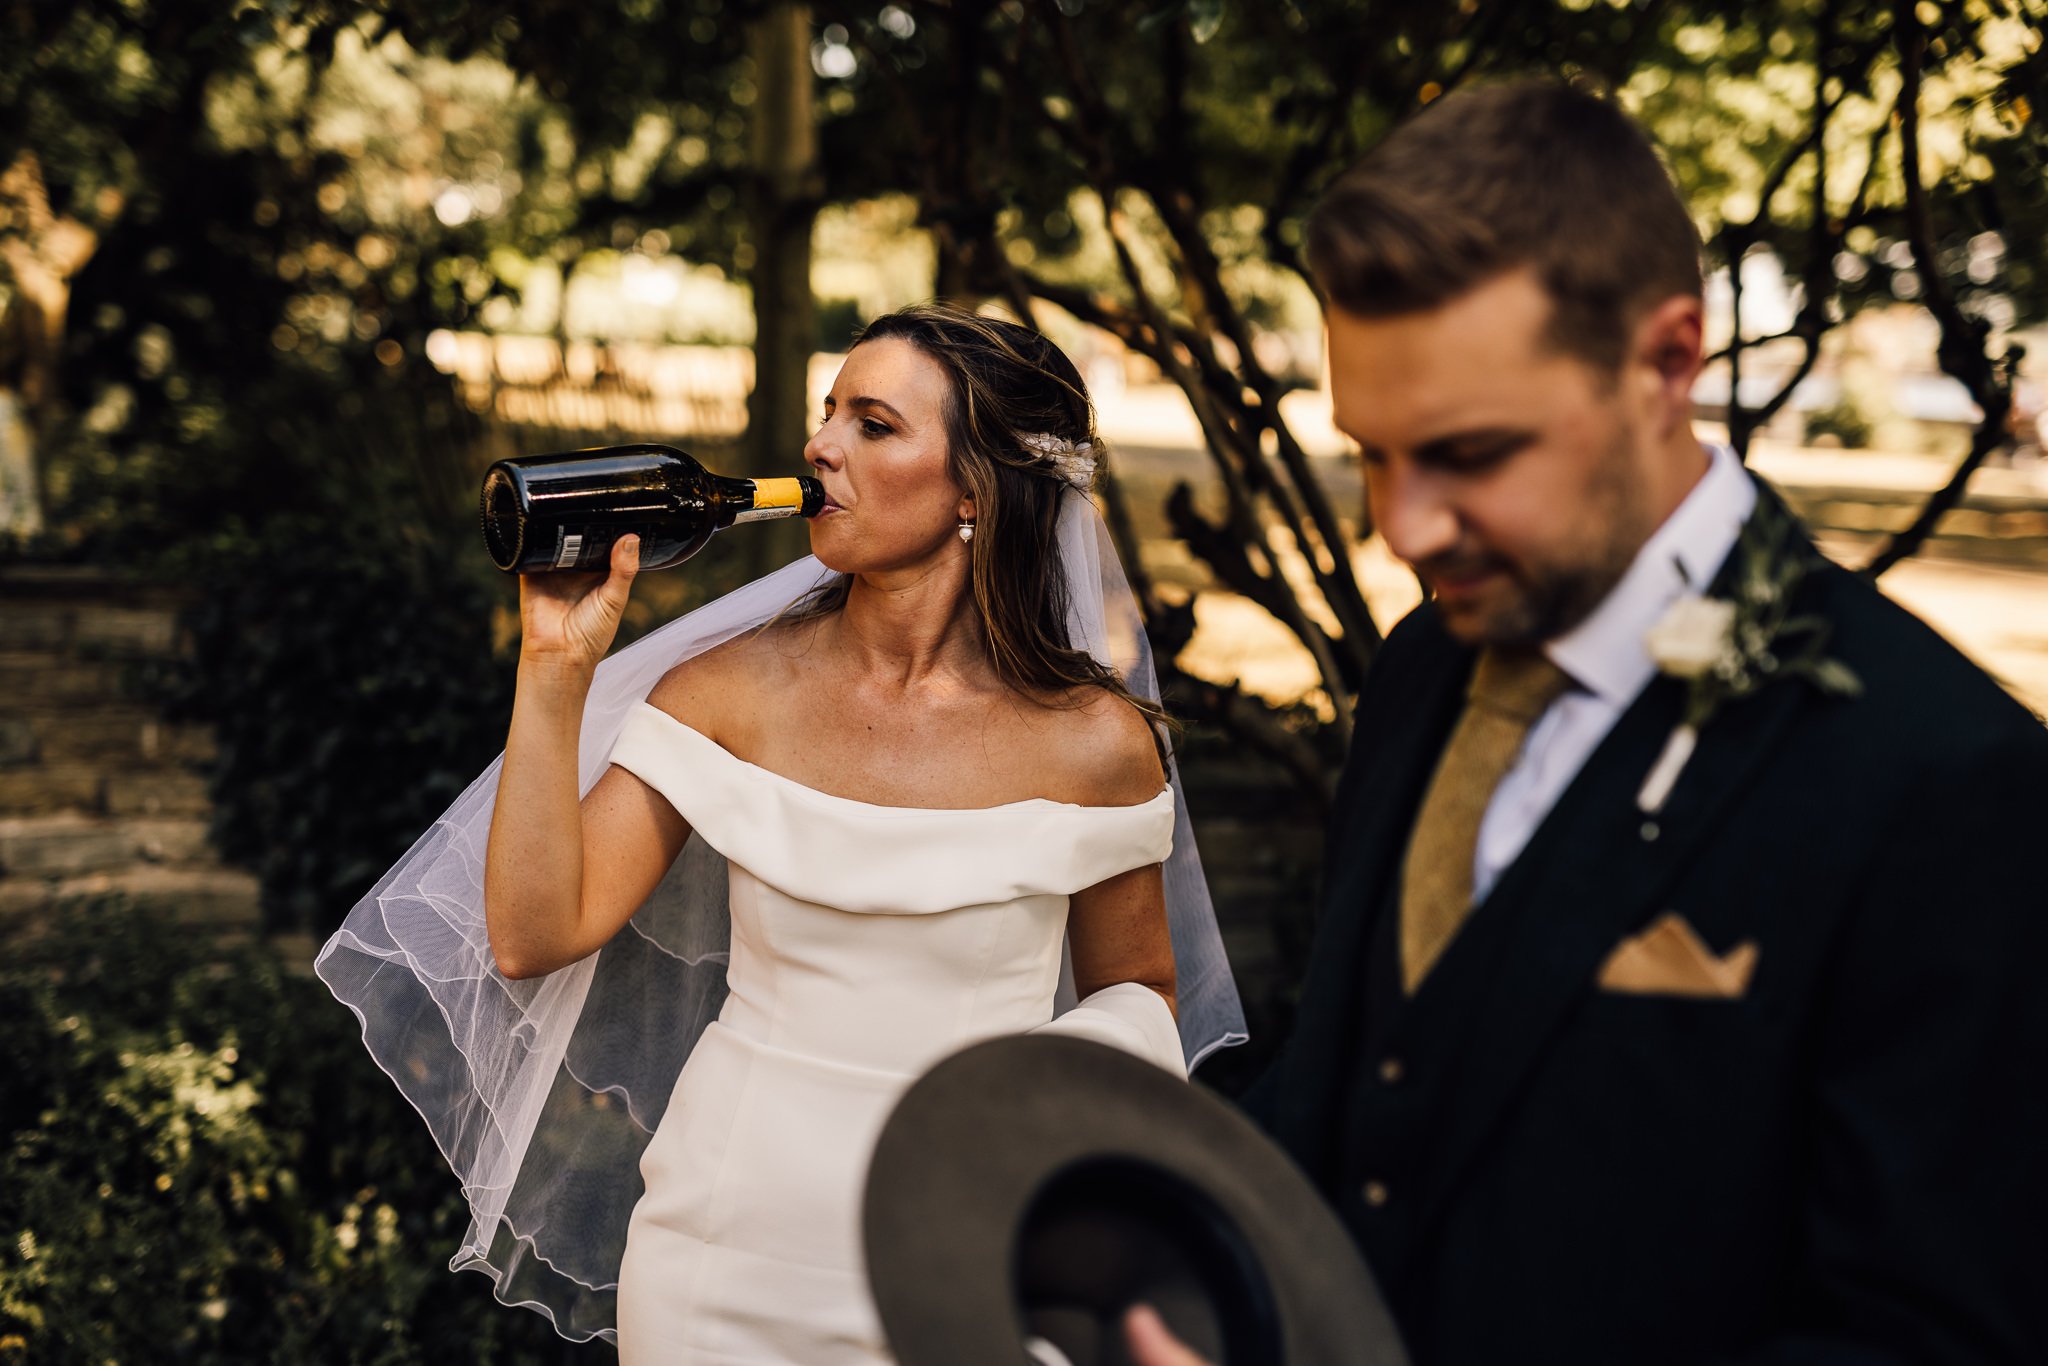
<box><xmin>316</xmin><ymin>303</ymin><xmax>1244</xmax><ymax>1363</ymax></box>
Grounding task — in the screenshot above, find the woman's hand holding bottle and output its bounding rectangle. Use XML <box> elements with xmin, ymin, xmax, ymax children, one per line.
<box><xmin>517</xmin><ymin>534</ymin><xmax>641</xmax><ymax>676</ymax></box>
<box><xmin>487</xmin><ymin>535</ymin><xmax>640</xmax><ymax>980</ymax></box>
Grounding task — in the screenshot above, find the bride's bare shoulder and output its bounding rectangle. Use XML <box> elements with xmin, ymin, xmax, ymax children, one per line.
<box><xmin>643</xmin><ymin>619</ymin><xmax>819</xmax><ymax>737</ymax></box>
<box><xmin>1034</xmin><ymin>686</ymin><xmax>1168</xmax><ymax>808</ymax></box>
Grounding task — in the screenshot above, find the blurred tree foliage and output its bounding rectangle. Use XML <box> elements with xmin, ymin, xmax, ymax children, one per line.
<box><xmin>8</xmin><ymin>0</ymin><xmax>2044</xmax><ymax>783</ymax></box>
<box><xmin>0</xmin><ymin>0</ymin><xmax>757</xmax><ymax>940</ymax></box>
<box><xmin>0</xmin><ymin>904</ymin><xmax>610</xmax><ymax>1364</ymax></box>
<box><xmin>786</xmin><ymin>0</ymin><xmax>2048</xmax><ymax>777</ymax></box>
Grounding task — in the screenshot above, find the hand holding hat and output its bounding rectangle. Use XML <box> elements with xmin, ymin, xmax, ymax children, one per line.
<box><xmin>1125</xmin><ymin>1304</ymin><xmax>1216</xmax><ymax>1366</ymax></box>
<box><xmin>864</xmin><ymin>1034</ymin><xmax>1410</xmax><ymax>1365</ymax></box>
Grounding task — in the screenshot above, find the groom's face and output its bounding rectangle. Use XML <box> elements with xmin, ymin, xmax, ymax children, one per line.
<box><xmin>1327</xmin><ymin>267</ymin><xmax>1684</xmax><ymax>646</ymax></box>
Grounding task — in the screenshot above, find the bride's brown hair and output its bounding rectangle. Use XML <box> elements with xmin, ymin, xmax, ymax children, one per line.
<box><xmin>794</xmin><ymin>301</ymin><xmax>1169</xmax><ymax>737</ymax></box>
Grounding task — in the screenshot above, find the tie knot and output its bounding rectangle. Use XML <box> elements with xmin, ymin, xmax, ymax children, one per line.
<box><xmin>1467</xmin><ymin>648</ymin><xmax>1574</xmax><ymax>724</ymax></box>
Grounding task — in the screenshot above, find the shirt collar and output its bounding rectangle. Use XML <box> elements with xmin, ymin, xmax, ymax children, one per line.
<box><xmin>1545</xmin><ymin>442</ymin><xmax>1757</xmax><ymax>706</ymax></box>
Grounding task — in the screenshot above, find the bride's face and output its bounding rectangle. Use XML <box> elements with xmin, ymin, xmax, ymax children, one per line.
<box><xmin>804</xmin><ymin>338</ymin><xmax>974</xmax><ymax>575</ymax></box>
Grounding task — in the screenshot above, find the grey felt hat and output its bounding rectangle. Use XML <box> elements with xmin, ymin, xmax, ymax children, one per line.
<box><xmin>863</xmin><ymin>1035</ymin><xmax>1410</xmax><ymax>1366</ymax></box>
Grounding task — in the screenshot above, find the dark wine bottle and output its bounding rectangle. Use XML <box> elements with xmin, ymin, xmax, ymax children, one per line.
<box><xmin>480</xmin><ymin>444</ymin><xmax>824</xmax><ymax>573</ymax></box>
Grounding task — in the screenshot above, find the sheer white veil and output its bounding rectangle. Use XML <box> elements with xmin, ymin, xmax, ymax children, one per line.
<box><xmin>314</xmin><ymin>487</ymin><xmax>1247</xmax><ymax>1343</ymax></box>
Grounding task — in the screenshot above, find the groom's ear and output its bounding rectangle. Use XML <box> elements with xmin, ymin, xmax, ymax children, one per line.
<box><xmin>1629</xmin><ymin>294</ymin><xmax>1706</xmax><ymax>439</ymax></box>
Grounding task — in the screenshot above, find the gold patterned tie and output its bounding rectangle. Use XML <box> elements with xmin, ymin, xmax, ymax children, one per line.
<box><xmin>1399</xmin><ymin>648</ymin><xmax>1575</xmax><ymax>994</ymax></box>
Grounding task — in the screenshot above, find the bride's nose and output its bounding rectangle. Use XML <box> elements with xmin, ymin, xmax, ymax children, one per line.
<box><xmin>804</xmin><ymin>425</ymin><xmax>844</xmax><ymax>474</ymax></box>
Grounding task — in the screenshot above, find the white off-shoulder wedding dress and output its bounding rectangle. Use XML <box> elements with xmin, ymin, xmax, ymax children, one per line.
<box><xmin>603</xmin><ymin>701</ymin><xmax>1186</xmax><ymax>1365</ymax></box>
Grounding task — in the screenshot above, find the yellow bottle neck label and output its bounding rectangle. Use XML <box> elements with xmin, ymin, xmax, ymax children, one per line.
<box><xmin>731</xmin><ymin>477</ymin><xmax>807</xmax><ymax>523</ymax></box>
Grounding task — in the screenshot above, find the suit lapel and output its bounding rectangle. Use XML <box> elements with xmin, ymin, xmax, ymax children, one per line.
<box><xmin>1395</xmin><ymin>505</ymin><xmax>1820</xmax><ymax>1241</ymax></box>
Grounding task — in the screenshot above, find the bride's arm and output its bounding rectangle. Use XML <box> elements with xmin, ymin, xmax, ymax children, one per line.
<box><xmin>1036</xmin><ymin>694</ymin><xmax>1184</xmax><ymax>1073</ymax></box>
<box><xmin>1069</xmin><ymin>864</ymin><xmax>1177</xmax><ymax>1018</ymax></box>
<box><xmin>484</xmin><ymin>536</ymin><xmax>693</xmax><ymax>980</ymax></box>
<box><xmin>1064</xmin><ymin>690</ymin><xmax>1177</xmax><ymax>1014</ymax></box>
<box><xmin>1047</xmin><ymin>864</ymin><xmax>1183</xmax><ymax>1076</ymax></box>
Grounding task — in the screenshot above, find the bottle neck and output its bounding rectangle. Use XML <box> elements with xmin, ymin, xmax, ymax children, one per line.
<box><xmin>716</xmin><ymin>475</ymin><xmax>826</xmax><ymax>525</ymax></box>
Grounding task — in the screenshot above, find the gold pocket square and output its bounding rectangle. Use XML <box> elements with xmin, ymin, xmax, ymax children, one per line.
<box><xmin>1597</xmin><ymin>912</ymin><xmax>1757</xmax><ymax>999</ymax></box>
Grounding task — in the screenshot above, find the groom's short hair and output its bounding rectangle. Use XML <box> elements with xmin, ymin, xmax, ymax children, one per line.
<box><xmin>1306</xmin><ymin>80</ymin><xmax>1703</xmax><ymax>371</ymax></box>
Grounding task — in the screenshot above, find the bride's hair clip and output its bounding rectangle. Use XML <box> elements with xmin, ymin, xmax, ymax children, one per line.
<box><xmin>1018</xmin><ymin>431</ymin><xmax>1096</xmax><ymax>491</ymax></box>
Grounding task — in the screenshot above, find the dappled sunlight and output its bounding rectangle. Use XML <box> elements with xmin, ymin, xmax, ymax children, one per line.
<box><xmin>1176</xmin><ymin>535</ymin><xmax>1425</xmax><ymax>717</ymax></box>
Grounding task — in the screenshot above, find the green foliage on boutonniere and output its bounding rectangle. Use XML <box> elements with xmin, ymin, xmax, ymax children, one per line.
<box><xmin>1638</xmin><ymin>497</ymin><xmax>1861</xmax><ymax>815</ymax></box>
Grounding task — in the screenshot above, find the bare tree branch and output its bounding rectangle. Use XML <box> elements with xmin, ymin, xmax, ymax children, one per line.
<box><xmin>1163</xmin><ymin>670</ymin><xmax>1335</xmax><ymax>810</ymax></box>
<box><xmin>1862</xmin><ymin>408</ymin><xmax>2016</xmax><ymax>578</ymax></box>
<box><xmin>1861</xmin><ymin>5</ymin><xmax>2015</xmax><ymax>577</ymax></box>
<box><xmin>1093</xmin><ymin>193</ymin><xmax>1356</xmax><ymax>739</ymax></box>
<box><xmin>1721</xmin><ymin>1</ymin><xmax>1887</xmax><ymax>457</ymax></box>
<box><xmin>1137</xmin><ymin>178</ymin><xmax>1380</xmax><ymax>663</ymax></box>
<box><xmin>1023</xmin><ymin>1</ymin><xmax>1364</xmax><ymax>736</ymax></box>
<box><xmin>1732</xmin><ymin>1</ymin><xmax>1848</xmax><ymax>452</ymax></box>
<box><xmin>1704</xmin><ymin>325</ymin><xmax>1807</xmax><ymax>367</ymax></box>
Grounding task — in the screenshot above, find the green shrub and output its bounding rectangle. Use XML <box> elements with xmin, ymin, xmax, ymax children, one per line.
<box><xmin>0</xmin><ymin>902</ymin><xmax>613</xmax><ymax>1364</ymax></box>
<box><xmin>1803</xmin><ymin>398</ymin><xmax>1875</xmax><ymax>449</ymax></box>
<box><xmin>148</xmin><ymin>384</ymin><xmax>520</xmax><ymax>939</ymax></box>
<box><xmin>157</xmin><ymin>522</ymin><xmax>516</xmax><ymax>938</ymax></box>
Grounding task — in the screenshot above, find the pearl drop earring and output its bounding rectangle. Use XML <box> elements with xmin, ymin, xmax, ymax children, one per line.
<box><xmin>958</xmin><ymin>521</ymin><xmax>975</xmax><ymax>543</ymax></box>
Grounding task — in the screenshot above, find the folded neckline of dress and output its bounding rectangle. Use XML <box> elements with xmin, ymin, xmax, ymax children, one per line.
<box><xmin>627</xmin><ymin>701</ymin><xmax>1174</xmax><ymax>819</ymax></box>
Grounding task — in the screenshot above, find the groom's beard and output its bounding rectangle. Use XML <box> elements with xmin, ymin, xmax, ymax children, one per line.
<box><xmin>1420</xmin><ymin>421</ymin><xmax>1649</xmax><ymax>647</ymax></box>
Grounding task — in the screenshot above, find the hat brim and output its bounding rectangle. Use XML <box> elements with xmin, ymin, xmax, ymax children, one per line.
<box><xmin>863</xmin><ymin>1034</ymin><xmax>1408</xmax><ymax>1365</ymax></box>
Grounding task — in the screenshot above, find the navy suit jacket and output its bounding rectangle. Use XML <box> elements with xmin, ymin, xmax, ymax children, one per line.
<box><xmin>1245</xmin><ymin>507</ymin><xmax>2048</xmax><ymax>1365</ymax></box>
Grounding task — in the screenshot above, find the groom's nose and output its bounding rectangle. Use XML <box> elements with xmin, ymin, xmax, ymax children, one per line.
<box><xmin>1368</xmin><ymin>459</ymin><xmax>1462</xmax><ymax>569</ymax></box>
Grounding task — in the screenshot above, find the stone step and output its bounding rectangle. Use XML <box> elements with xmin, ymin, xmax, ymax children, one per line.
<box><xmin>0</xmin><ymin>762</ymin><xmax>101</xmax><ymax>814</ymax></box>
<box><xmin>0</xmin><ymin>716</ymin><xmax>37</xmax><ymax>766</ymax></box>
<box><xmin>0</xmin><ymin>562</ymin><xmax>190</xmax><ymax>602</ymax></box>
<box><xmin>0</xmin><ymin>764</ymin><xmax>207</xmax><ymax>816</ymax></box>
<box><xmin>0</xmin><ymin>864</ymin><xmax>262</xmax><ymax>932</ymax></box>
<box><xmin>0</xmin><ymin>812</ymin><xmax>219</xmax><ymax>877</ymax></box>
<box><xmin>7</xmin><ymin>708</ymin><xmax>215</xmax><ymax>763</ymax></box>
<box><xmin>0</xmin><ymin>651</ymin><xmax>140</xmax><ymax>704</ymax></box>
<box><xmin>0</xmin><ymin>603</ymin><xmax>70</xmax><ymax>651</ymax></box>
<box><xmin>102</xmin><ymin>769</ymin><xmax>213</xmax><ymax>816</ymax></box>
<box><xmin>71</xmin><ymin>605</ymin><xmax>183</xmax><ymax>659</ymax></box>
<box><xmin>0</xmin><ymin>599</ymin><xmax>184</xmax><ymax>658</ymax></box>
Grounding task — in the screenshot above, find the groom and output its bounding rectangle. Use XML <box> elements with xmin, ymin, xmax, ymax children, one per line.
<box><xmin>1134</xmin><ymin>81</ymin><xmax>2048</xmax><ymax>1365</ymax></box>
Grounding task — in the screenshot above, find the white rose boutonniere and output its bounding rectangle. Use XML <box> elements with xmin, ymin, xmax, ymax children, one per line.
<box><xmin>1644</xmin><ymin>596</ymin><xmax>1739</xmax><ymax>680</ymax></box>
<box><xmin>1636</xmin><ymin>499</ymin><xmax>1861</xmax><ymax>816</ymax></box>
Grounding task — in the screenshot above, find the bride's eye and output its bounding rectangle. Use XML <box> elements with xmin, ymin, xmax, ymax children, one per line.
<box><xmin>861</xmin><ymin>418</ymin><xmax>891</xmax><ymax>438</ymax></box>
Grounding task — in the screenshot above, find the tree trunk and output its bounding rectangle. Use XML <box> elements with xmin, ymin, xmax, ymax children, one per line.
<box><xmin>744</xmin><ymin>2</ymin><xmax>820</xmax><ymax>572</ymax></box>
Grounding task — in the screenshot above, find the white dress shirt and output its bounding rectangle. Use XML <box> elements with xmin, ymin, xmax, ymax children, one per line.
<box><xmin>1469</xmin><ymin>443</ymin><xmax>1757</xmax><ymax>903</ymax></box>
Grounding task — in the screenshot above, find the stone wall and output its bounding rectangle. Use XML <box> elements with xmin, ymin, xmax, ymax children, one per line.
<box><xmin>0</xmin><ymin>565</ymin><xmax>261</xmax><ymax>945</ymax></box>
